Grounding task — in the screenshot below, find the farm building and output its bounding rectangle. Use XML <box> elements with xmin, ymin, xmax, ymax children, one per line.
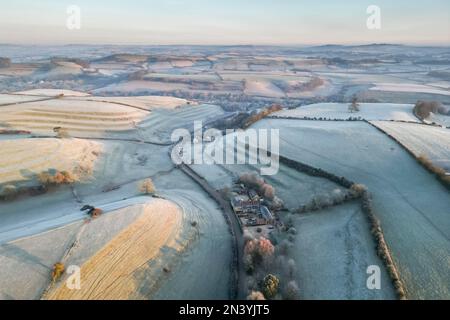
<box><xmin>248</xmin><ymin>189</ymin><xmax>259</xmax><ymax>201</ymax></box>
<box><xmin>230</xmin><ymin>194</ymin><xmax>260</xmax><ymax>214</ymax></box>
<box><xmin>259</xmin><ymin>206</ymin><xmax>274</xmax><ymax>223</ymax></box>
<box><xmin>246</xmin><ymin>206</ymin><xmax>275</xmax><ymax>226</ymax></box>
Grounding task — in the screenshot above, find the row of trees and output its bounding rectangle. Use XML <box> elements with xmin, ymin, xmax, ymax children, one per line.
<box><xmin>244</xmin><ymin>235</ymin><xmax>300</xmax><ymax>300</ymax></box>
<box><xmin>0</xmin><ymin>169</ymin><xmax>79</xmax><ymax>201</ymax></box>
<box><xmin>295</xmin><ymin>186</ymin><xmax>362</xmax><ymax>214</ymax></box>
<box><xmin>238</xmin><ymin>172</ymin><xmax>275</xmax><ymax>200</ymax></box>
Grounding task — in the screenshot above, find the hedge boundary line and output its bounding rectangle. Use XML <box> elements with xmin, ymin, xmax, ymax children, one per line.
<box><xmin>274</xmin><ymin>152</ymin><xmax>407</xmax><ymax>299</ymax></box>
<box><xmin>367</xmin><ymin>121</ymin><xmax>450</xmax><ymax>192</ymax></box>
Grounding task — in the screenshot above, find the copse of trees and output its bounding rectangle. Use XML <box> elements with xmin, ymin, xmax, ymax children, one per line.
<box><xmin>413</xmin><ymin>100</ymin><xmax>444</xmax><ymax>120</ymax></box>
<box><xmin>0</xmin><ymin>171</ymin><xmax>78</xmax><ymax>201</ymax></box>
<box><xmin>244</xmin><ymin>232</ymin><xmax>300</xmax><ymax>300</ymax></box>
<box><xmin>139</xmin><ymin>178</ymin><xmax>156</xmax><ymax>195</ymax></box>
<box><xmin>238</xmin><ymin>172</ymin><xmax>284</xmax><ymax>210</ymax></box>
<box><xmin>38</xmin><ymin>170</ymin><xmax>78</xmax><ymax>186</ymax></box>
<box><xmin>238</xmin><ymin>172</ymin><xmax>278</xmax><ymax>202</ymax></box>
<box><xmin>51</xmin><ymin>262</ymin><xmax>65</xmax><ymax>282</ymax></box>
<box><xmin>244</xmin><ymin>237</ymin><xmax>275</xmax><ymax>274</ymax></box>
<box><xmin>242</xmin><ymin>104</ymin><xmax>283</xmax><ymax>129</ymax></box>
<box><xmin>262</xmin><ymin>274</ymin><xmax>280</xmax><ymax>299</ymax></box>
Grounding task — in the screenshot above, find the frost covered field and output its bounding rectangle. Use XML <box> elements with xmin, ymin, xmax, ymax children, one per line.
<box><xmin>292</xmin><ymin>202</ymin><xmax>395</xmax><ymax>300</ymax></box>
<box><xmin>0</xmin><ymin>44</ymin><xmax>450</xmax><ymax>300</ymax></box>
<box><xmin>0</xmin><ymin>93</ymin><xmax>149</xmax><ymax>138</ymax></box>
<box><xmin>188</xmin><ymin>132</ymin><xmax>397</xmax><ymax>299</ymax></box>
<box><xmin>371</xmin><ymin>121</ymin><xmax>450</xmax><ymax>171</ymax></box>
<box><xmin>252</xmin><ymin>119</ymin><xmax>450</xmax><ymax>299</ymax></box>
<box><xmin>370</xmin><ymin>83</ymin><xmax>450</xmax><ymax>96</ymax></box>
<box><xmin>0</xmin><ymin>91</ymin><xmax>232</xmax><ymax>300</ymax></box>
<box><xmin>273</xmin><ymin>103</ymin><xmax>419</xmax><ymax>122</ymax></box>
<box><xmin>0</xmin><ymin>138</ymin><xmax>101</xmax><ymax>185</ymax></box>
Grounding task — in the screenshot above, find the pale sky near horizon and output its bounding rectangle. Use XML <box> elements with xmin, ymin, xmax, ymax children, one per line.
<box><xmin>0</xmin><ymin>0</ymin><xmax>449</xmax><ymax>45</ymax></box>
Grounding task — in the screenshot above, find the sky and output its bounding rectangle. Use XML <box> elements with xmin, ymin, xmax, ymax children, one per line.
<box><xmin>0</xmin><ymin>0</ymin><xmax>449</xmax><ymax>46</ymax></box>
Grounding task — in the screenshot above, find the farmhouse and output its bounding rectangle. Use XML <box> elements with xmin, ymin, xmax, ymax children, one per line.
<box><xmin>248</xmin><ymin>189</ymin><xmax>259</xmax><ymax>201</ymax></box>
<box><xmin>247</xmin><ymin>206</ymin><xmax>275</xmax><ymax>226</ymax></box>
<box><xmin>230</xmin><ymin>184</ymin><xmax>276</xmax><ymax>230</ymax></box>
<box><xmin>230</xmin><ymin>194</ymin><xmax>260</xmax><ymax>214</ymax></box>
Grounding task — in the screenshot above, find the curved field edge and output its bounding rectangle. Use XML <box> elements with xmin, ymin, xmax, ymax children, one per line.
<box><xmin>44</xmin><ymin>199</ymin><xmax>186</xmax><ymax>300</ymax></box>
<box><xmin>368</xmin><ymin>121</ymin><xmax>450</xmax><ymax>191</ymax></box>
<box><xmin>276</xmin><ymin>153</ymin><xmax>404</xmax><ymax>299</ymax></box>
<box><xmin>251</xmin><ymin>119</ymin><xmax>450</xmax><ymax>299</ymax></box>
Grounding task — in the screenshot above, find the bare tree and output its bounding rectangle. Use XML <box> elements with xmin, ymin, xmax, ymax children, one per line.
<box><xmin>139</xmin><ymin>178</ymin><xmax>156</xmax><ymax>195</ymax></box>
<box><xmin>349</xmin><ymin>95</ymin><xmax>360</xmax><ymax>113</ymax></box>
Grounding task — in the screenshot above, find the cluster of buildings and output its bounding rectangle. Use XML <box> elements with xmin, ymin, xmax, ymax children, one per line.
<box><xmin>230</xmin><ymin>184</ymin><xmax>275</xmax><ymax>227</ymax></box>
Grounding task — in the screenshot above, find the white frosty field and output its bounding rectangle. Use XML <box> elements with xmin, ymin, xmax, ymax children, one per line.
<box><xmin>273</xmin><ymin>103</ymin><xmax>419</xmax><ymax>122</ymax></box>
<box><xmin>189</xmin><ymin>131</ymin><xmax>395</xmax><ymax>299</ymax></box>
<box><xmin>370</xmin><ymin>83</ymin><xmax>450</xmax><ymax>96</ymax></box>
<box><xmin>0</xmin><ymin>97</ymin><xmax>233</xmax><ymax>299</ymax></box>
<box><xmin>45</xmin><ymin>199</ymin><xmax>185</xmax><ymax>300</ymax></box>
<box><xmin>190</xmin><ymin>128</ymin><xmax>342</xmax><ymax>197</ymax></box>
<box><xmin>152</xmin><ymin>170</ymin><xmax>233</xmax><ymax>299</ymax></box>
<box><xmin>0</xmin><ymin>98</ymin><xmax>149</xmax><ymax>138</ymax></box>
<box><xmin>93</xmin><ymin>80</ymin><xmax>189</xmax><ymax>94</ymax></box>
<box><xmin>244</xmin><ymin>79</ymin><xmax>285</xmax><ymax>98</ymax></box>
<box><xmin>0</xmin><ymin>169</ymin><xmax>233</xmax><ymax>300</ymax></box>
<box><xmin>0</xmin><ymin>199</ymin><xmax>186</xmax><ymax>299</ymax></box>
<box><xmin>292</xmin><ymin>202</ymin><xmax>395</xmax><ymax>300</ymax></box>
<box><xmin>2</xmin><ymin>43</ymin><xmax>450</xmax><ymax>300</ymax></box>
<box><xmin>252</xmin><ymin>119</ymin><xmax>450</xmax><ymax>299</ymax></box>
<box><xmin>73</xmin><ymin>95</ymin><xmax>192</xmax><ymax>110</ymax></box>
<box><xmin>138</xmin><ymin>104</ymin><xmax>225</xmax><ymax>144</ymax></box>
<box><xmin>0</xmin><ymin>138</ymin><xmax>101</xmax><ymax>185</ymax></box>
<box><xmin>371</xmin><ymin>121</ymin><xmax>450</xmax><ymax>171</ymax></box>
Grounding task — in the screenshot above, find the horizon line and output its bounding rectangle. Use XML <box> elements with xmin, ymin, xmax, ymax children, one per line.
<box><xmin>1</xmin><ymin>42</ymin><xmax>450</xmax><ymax>48</ymax></box>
